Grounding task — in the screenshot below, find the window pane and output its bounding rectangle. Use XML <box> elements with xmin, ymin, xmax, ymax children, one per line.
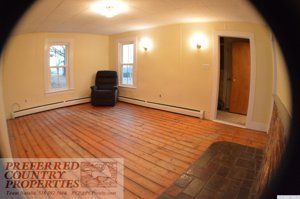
<box><xmin>122</xmin><ymin>65</ymin><xmax>133</xmax><ymax>85</ymax></box>
<box><xmin>122</xmin><ymin>44</ymin><xmax>134</xmax><ymax>64</ymax></box>
<box><xmin>50</xmin><ymin>67</ymin><xmax>67</xmax><ymax>89</ymax></box>
<box><xmin>122</xmin><ymin>45</ymin><xmax>128</xmax><ymax>63</ymax></box>
<box><xmin>49</xmin><ymin>45</ymin><xmax>66</xmax><ymax>66</ymax></box>
<box><xmin>128</xmin><ymin>44</ymin><xmax>134</xmax><ymax>63</ymax></box>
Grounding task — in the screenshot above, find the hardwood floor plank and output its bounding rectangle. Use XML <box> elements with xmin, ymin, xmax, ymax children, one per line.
<box><xmin>124</xmin><ymin>189</ymin><xmax>141</xmax><ymax>199</ymax></box>
<box><xmin>29</xmin><ymin>113</ymin><xmax>71</xmax><ymax>158</ymax></box>
<box><xmin>33</xmin><ymin>113</ymin><xmax>83</xmax><ymax>158</ymax></box>
<box><xmin>14</xmin><ymin>118</ymin><xmax>37</xmax><ymax>157</ymax></box>
<box><xmin>22</xmin><ymin>115</ymin><xmax>57</xmax><ymax>158</ymax></box>
<box><xmin>7</xmin><ymin>120</ymin><xmax>21</xmax><ymax>157</ymax></box>
<box><xmin>70</xmin><ymin>106</ymin><xmax>199</xmax><ymax>160</ymax></box>
<box><xmin>41</xmin><ymin>109</ymin><xmax>167</xmax><ymax>197</ymax></box>
<box><xmin>58</xmin><ymin>107</ymin><xmax>188</xmax><ymax>175</ymax></box>
<box><xmin>7</xmin><ymin>102</ymin><xmax>268</xmax><ymax>199</ymax></box>
<box><xmin>60</xmin><ymin>108</ymin><xmax>188</xmax><ymax>174</ymax></box>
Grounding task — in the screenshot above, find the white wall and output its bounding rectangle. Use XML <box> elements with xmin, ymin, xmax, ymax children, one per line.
<box><xmin>3</xmin><ymin>32</ymin><xmax>109</xmax><ymax>118</ymax></box>
<box><xmin>0</xmin><ymin>55</ymin><xmax>12</xmax><ymax>157</ymax></box>
<box><xmin>110</xmin><ymin>22</ymin><xmax>274</xmax><ymax>130</ymax></box>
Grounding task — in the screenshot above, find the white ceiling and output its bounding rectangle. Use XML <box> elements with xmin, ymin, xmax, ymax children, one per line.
<box><xmin>13</xmin><ymin>0</ymin><xmax>265</xmax><ymax>35</ymax></box>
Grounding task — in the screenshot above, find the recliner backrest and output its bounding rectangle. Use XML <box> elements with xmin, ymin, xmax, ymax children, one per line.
<box><xmin>95</xmin><ymin>70</ymin><xmax>118</xmax><ymax>89</ymax></box>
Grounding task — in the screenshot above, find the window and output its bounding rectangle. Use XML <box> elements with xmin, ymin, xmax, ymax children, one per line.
<box><xmin>118</xmin><ymin>39</ymin><xmax>136</xmax><ymax>87</ymax></box>
<box><xmin>45</xmin><ymin>39</ymin><xmax>73</xmax><ymax>93</ymax></box>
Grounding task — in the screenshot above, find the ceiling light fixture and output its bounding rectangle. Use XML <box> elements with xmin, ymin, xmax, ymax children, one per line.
<box><xmin>91</xmin><ymin>0</ymin><xmax>127</xmax><ymax>18</ymax></box>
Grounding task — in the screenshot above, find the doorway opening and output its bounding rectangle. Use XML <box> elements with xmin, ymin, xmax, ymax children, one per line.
<box><xmin>216</xmin><ymin>37</ymin><xmax>250</xmax><ymax>126</ymax></box>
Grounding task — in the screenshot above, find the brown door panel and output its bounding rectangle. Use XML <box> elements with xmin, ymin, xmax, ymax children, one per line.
<box><xmin>229</xmin><ymin>42</ymin><xmax>250</xmax><ymax>115</ymax></box>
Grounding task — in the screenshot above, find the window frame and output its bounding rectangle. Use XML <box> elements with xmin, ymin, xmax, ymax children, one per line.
<box><xmin>117</xmin><ymin>37</ymin><xmax>137</xmax><ymax>88</ymax></box>
<box><xmin>44</xmin><ymin>38</ymin><xmax>74</xmax><ymax>94</ymax></box>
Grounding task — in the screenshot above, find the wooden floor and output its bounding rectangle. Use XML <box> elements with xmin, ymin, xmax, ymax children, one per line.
<box><xmin>8</xmin><ymin>102</ymin><xmax>268</xmax><ymax>199</ymax></box>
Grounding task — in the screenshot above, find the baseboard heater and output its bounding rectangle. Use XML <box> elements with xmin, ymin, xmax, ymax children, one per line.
<box><xmin>11</xmin><ymin>97</ymin><xmax>91</xmax><ymax>119</ymax></box>
<box><xmin>118</xmin><ymin>96</ymin><xmax>205</xmax><ymax>119</ymax></box>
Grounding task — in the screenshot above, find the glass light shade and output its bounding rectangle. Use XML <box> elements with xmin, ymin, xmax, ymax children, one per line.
<box><xmin>91</xmin><ymin>0</ymin><xmax>127</xmax><ymax>18</ymax></box>
<box><xmin>140</xmin><ymin>37</ymin><xmax>153</xmax><ymax>52</ymax></box>
<box><xmin>191</xmin><ymin>33</ymin><xmax>208</xmax><ymax>49</ymax></box>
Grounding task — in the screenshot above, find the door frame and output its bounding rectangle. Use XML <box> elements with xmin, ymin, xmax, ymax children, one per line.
<box><xmin>210</xmin><ymin>31</ymin><xmax>256</xmax><ymax>128</ymax></box>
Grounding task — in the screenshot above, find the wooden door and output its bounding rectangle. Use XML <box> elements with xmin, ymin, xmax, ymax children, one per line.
<box><xmin>229</xmin><ymin>42</ymin><xmax>250</xmax><ymax>115</ymax></box>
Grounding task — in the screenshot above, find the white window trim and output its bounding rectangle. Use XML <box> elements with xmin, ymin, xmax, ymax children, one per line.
<box><xmin>117</xmin><ymin>37</ymin><xmax>137</xmax><ymax>88</ymax></box>
<box><xmin>44</xmin><ymin>38</ymin><xmax>74</xmax><ymax>94</ymax></box>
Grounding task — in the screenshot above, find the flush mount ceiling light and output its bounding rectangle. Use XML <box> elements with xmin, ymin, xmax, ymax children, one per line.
<box><xmin>91</xmin><ymin>0</ymin><xmax>127</xmax><ymax>18</ymax></box>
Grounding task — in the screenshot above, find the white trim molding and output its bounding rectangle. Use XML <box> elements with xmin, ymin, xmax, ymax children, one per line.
<box><xmin>11</xmin><ymin>97</ymin><xmax>90</xmax><ymax>119</ymax></box>
<box><xmin>118</xmin><ymin>96</ymin><xmax>205</xmax><ymax>119</ymax></box>
<box><xmin>247</xmin><ymin>121</ymin><xmax>269</xmax><ymax>132</ymax></box>
<box><xmin>213</xmin><ymin>119</ymin><xmax>246</xmax><ymax>129</ymax></box>
<box><xmin>44</xmin><ymin>38</ymin><xmax>74</xmax><ymax>94</ymax></box>
<box><xmin>117</xmin><ymin>37</ymin><xmax>138</xmax><ymax>88</ymax></box>
<box><xmin>211</xmin><ymin>31</ymin><xmax>263</xmax><ymax>131</ymax></box>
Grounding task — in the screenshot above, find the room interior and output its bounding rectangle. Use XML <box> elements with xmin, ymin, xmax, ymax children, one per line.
<box><xmin>0</xmin><ymin>0</ymin><xmax>292</xmax><ymax>198</ymax></box>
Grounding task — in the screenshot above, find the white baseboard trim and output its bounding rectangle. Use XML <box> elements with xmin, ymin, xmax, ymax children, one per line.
<box><xmin>213</xmin><ymin>119</ymin><xmax>246</xmax><ymax>128</ymax></box>
<box><xmin>118</xmin><ymin>96</ymin><xmax>204</xmax><ymax>119</ymax></box>
<box><xmin>11</xmin><ymin>97</ymin><xmax>91</xmax><ymax>118</ymax></box>
<box><xmin>246</xmin><ymin>121</ymin><xmax>269</xmax><ymax>132</ymax></box>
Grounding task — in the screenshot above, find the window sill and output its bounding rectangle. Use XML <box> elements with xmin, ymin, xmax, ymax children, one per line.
<box><xmin>45</xmin><ymin>88</ymin><xmax>74</xmax><ymax>96</ymax></box>
<box><xmin>119</xmin><ymin>85</ymin><xmax>136</xmax><ymax>89</ymax></box>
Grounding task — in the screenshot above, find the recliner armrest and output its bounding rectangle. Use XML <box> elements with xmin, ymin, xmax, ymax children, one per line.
<box><xmin>91</xmin><ymin>86</ymin><xmax>97</xmax><ymax>90</ymax></box>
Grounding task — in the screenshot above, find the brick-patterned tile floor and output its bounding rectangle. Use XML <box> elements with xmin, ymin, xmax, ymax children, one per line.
<box><xmin>157</xmin><ymin>141</ymin><xmax>264</xmax><ymax>199</ymax></box>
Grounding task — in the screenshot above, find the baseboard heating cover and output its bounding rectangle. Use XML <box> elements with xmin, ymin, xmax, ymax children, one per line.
<box><xmin>11</xmin><ymin>97</ymin><xmax>91</xmax><ymax>119</ymax></box>
<box><xmin>118</xmin><ymin>96</ymin><xmax>205</xmax><ymax>119</ymax></box>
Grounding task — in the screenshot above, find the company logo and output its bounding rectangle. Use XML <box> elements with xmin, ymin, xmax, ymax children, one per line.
<box><xmin>81</xmin><ymin>161</ymin><xmax>118</xmax><ymax>187</ymax></box>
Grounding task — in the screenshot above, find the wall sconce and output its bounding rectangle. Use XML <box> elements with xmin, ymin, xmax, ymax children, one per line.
<box><xmin>196</xmin><ymin>43</ymin><xmax>201</xmax><ymax>49</ymax></box>
<box><xmin>140</xmin><ymin>37</ymin><xmax>153</xmax><ymax>52</ymax></box>
<box><xmin>191</xmin><ymin>33</ymin><xmax>208</xmax><ymax>50</ymax></box>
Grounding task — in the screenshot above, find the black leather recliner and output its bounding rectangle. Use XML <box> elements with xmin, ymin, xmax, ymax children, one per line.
<box><xmin>90</xmin><ymin>71</ymin><xmax>118</xmax><ymax>106</ymax></box>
